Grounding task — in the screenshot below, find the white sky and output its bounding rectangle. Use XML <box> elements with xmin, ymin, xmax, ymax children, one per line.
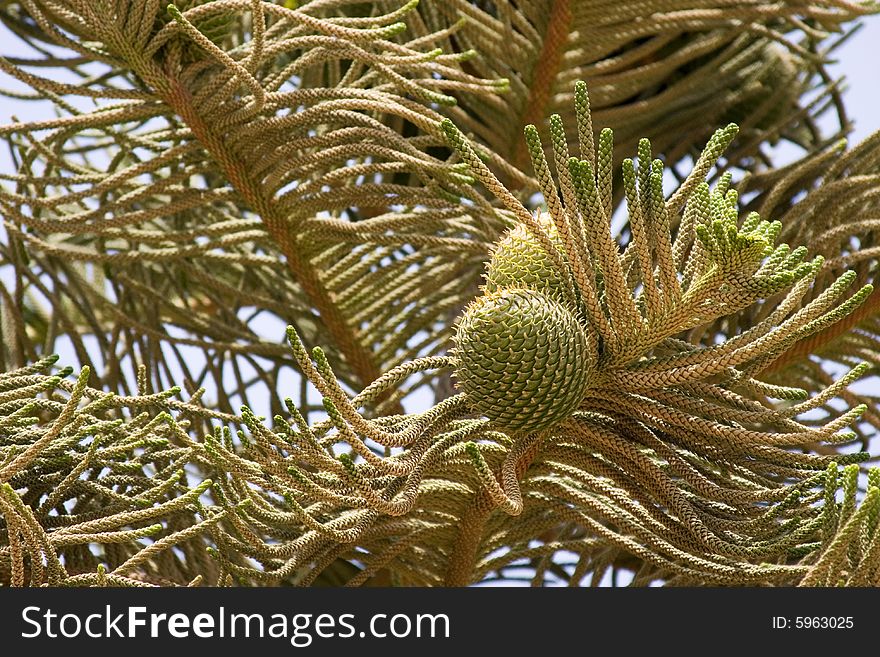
<box><xmin>0</xmin><ymin>15</ymin><xmax>878</xmax><ymax>145</ymax></box>
<box><xmin>825</xmin><ymin>17</ymin><xmax>880</xmax><ymax>142</ymax></box>
<box><xmin>0</xmin><ymin>12</ymin><xmax>879</xmax><ymax>419</ymax></box>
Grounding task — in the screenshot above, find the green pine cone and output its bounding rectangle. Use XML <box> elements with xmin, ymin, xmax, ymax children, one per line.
<box><xmin>452</xmin><ymin>287</ymin><xmax>593</xmax><ymax>433</ymax></box>
<box><xmin>484</xmin><ymin>212</ymin><xmax>569</xmax><ymax>297</ymax></box>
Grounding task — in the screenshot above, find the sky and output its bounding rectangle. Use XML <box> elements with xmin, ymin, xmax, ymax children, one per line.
<box><xmin>0</xmin><ymin>14</ymin><xmax>878</xmax><ymax>179</ymax></box>
<box><xmin>823</xmin><ymin>16</ymin><xmax>880</xmax><ymax>143</ymax></box>
<box><xmin>1</xmin><ymin>12</ymin><xmax>879</xmax><ymax>420</ymax></box>
<box><xmin>0</xmin><ymin>15</ymin><xmax>878</xmax><ymax>152</ymax></box>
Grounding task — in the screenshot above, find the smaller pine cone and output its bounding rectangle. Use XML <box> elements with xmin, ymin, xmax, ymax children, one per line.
<box><xmin>452</xmin><ymin>287</ymin><xmax>592</xmax><ymax>433</ymax></box>
<box><xmin>484</xmin><ymin>211</ymin><xmax>568</xmax><ymax>297</ymax></box>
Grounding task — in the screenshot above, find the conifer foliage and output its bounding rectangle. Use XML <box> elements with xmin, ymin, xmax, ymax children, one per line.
<box><xmin>2</xmin><ymin>1</ymin><xmax>880</xmax><ymax>587</ymax></box>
